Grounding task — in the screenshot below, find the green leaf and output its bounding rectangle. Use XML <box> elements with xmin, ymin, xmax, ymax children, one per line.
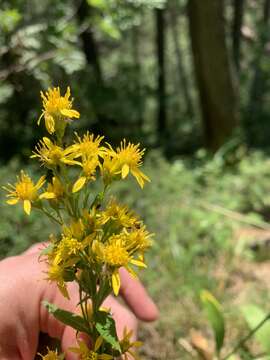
<box><xmin>87</xmin><ymin>0</ymin><xmax>107</xmax><ymax>10</ymax></box>
<box><xmin>43</xmin><ymin>301</ymin><xmax>90</xmax><ymax>334</ymax></box>
<box><xmin>241</xmin><ymin>304</ymin><xmax>270</xmax><ymax>354</ymax></box>
<box><xmin>99</xmin><ymin>17</ymin><xmax>121</xmax><ymax>40</ymax></box>
<box><xmin>95</xmin><ymin>311</ymin><xmax>121</xmax><ymax>352</ymax></box>
<box><xmin>200</xmin><ymin>290</ymin><xmax>225</xmax><ymax>354</ymax></box>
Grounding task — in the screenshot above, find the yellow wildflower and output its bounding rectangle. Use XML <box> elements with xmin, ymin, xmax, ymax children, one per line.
<box><xmin>53</xmin><ymin>235</ymin><xmax>86</xmax><ymax>265</ymax></box>
<box><xmin>47</xmin><ymin>262</ymin><xmax>70</xmax><ymax>299</ymax></box>
<box><xmin>40</xmin><ymin>177</ymin><xmax>65</xmax><ymax>200</ymax></box>
<box><xmin>120</xmin><ymin>327</ymin><xmax>142</xmax><ymax>360</ymax></box>
<box><xmin>123</xmin><ymin>226</ymin><xmax>153</xmax><ymax>254</ymax></box>
<box><xmin>72</xmin><ymin>133</ymin><xmax>105</xmax><ymax>193</ymax></box>
<box><xmin>62</xmin><ymin>219</ymin><xmax>86</xmax><ymax>240</ymax></box>
<box><xmin>32</xmin><ymin>137</ymin><xmax>80</xmax><ymax>167</ymax></box>
<box><xmin>38</xmin><ymin>347</ymin><xmax>64</xmax><ymax>360</ymax></box>
<box><xmin>72</xmin><ymin>156</ymin><xmax>99</xmax><ymax>193</ymax></box>
<box><xmin>100</xmin><ymin>154</ymin><xmax>119</xmax><ymax>184</ymax></box>
<box><xmin>3</xmin><ymin>170</ymin><xmax>46</xmax><ymax>215</ymax></box>
<box><xmin>69</xmin><ymin>338</ymin><xmax>113</xmax><ymax>360</ymax></box>
<box><xmin>92</xmin><ymin>235</ymin><xmax>146</xmax><ymax>295</ymax></box>
<box><xmin>99</xmin><ymin>199</ymin><xmax>139</xmax><ymax>229</ymax></box>
<box><xmin>103</xmin><ymin>140</ymin><xmax>150</xmax><ymax>188</ymax></box>
<box><xmin>38</xmin><ymin>86</ymin><xmax>80</xmax><ymax>134</ymax></box>
<box><xmin>73</xmin><ymin>132</ymin><xmax>105</xmax><ymax>158</ymax></box>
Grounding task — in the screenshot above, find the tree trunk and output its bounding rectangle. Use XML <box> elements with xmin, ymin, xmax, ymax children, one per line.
<box><xmin>77</xmin><ymin>0</ymin><xmax>103</xmax><ymax>84</ymax></box>
<box><xmin>155</xmin><ymin>8</ymin><xmax>166</xmax><ymax>138</ymax></box>
<box><xmin>169</xmin><ymin>6</ymin><xmax>194</xmax><ymax>118</ymax></box>
<box><xmin>132</xmin><ymin>26</ymin><xmax>144</xmax><ymax>131</ymax></box>
<box><xmin>249</xmin><ymin>0</ymin><xmax>270</xmax><ymax>106</ymax></box>
<box><xmin>246</xmin><ymin>0</ymin><xmax>270</xmax><ymax>147</ymax></box>
<box><xmin>232</xmin><ymin>0</ymin><xmax>245</xmax><ymax>73</ymax></box>
<box><xmin>188</xmin><ymin>0</ymin><xmax>238</xmax><ymax>152</ymax></box>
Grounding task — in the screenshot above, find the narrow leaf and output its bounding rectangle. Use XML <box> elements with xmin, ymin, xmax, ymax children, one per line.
<box><xmin>43</xmin><ymin>301</ymin><xmax>90</xmax><ymax>334</ymax></box>
<box><xmin>200</xmin><ymin>290</ymin><xmax>225</xmax><ymax>354</ymax></box>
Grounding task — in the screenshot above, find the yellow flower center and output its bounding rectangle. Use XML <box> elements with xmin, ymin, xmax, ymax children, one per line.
<box><xmin>82</xmin><ymin>157</ymin><xmax>99</xmax><ymax>178</ymax></box>
<box><xmin>48</xmin><ymin>146</ymin><xmax>63</xmax><ymax>163</ymax></box>
<box><xmin>15</xmin><ymin>175</ymin><xmax>37</xmax><ymax>201</ymax></box>
<box><xmin>42</xmin><ymin>87</ymin><xmax>72</xmax><ymax>117</ymax></box>
<box><xmin>116</xmin><ymin>141</ymin><xmax>144</xmax><ymax>167</ymax></box>
<box><xmin>83</xmin><ymin>351</ymin><xmax>98</xmax><ymax>360</ymax></box>
<box><xmin>103</xmin><ymin>241</ymin><xmax>130</xmax><ymax>267</ymax></box>
<box><xmin>74</xmin><ymin>132</ymin><xmax>104</xmax><ymax>158</ymax></box>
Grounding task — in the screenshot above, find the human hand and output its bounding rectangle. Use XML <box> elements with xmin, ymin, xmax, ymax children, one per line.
<box><xmin>0</xmin><ymin>244</ymin><xmax>158</xmax><ymax>359</ymax></box>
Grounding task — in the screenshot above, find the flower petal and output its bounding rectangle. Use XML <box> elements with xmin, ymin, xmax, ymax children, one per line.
<box><xmin>37</xmin><ymin>111</ymin><xmax>44</xmax><ymax>125</ymax></box>
<box><xmin>94</xmin><ymin>336</ymin><xmax>103</xmax><ymax>352</ymax></box>
<box><xmin>130</xmin><ymin>259</ymin><xmax>147</xmax><ymax>268</ymax></box>
<box><xmin>121</xmin><ymin>164</ymin><xmax>130</xmax><ymax>179</ymax></box>
<box><xmin>60</xmin><ymin>109</ymin><xmax>80</xmax><ymax>118</ymax></box>
<box><xmin>23</xmin><ymin>200</ymin><xmax>31</xmax><ymax>215</ymax></box>
<box><xmin>36</xmin><ymin>175</ymin><xmax>46</xmax><ymax>189</ymax></box>
<box><xmin>72</xmin><ymin>176</ymin><xmax>86</xmax><ymax>193</ymax></box>
<box><xmin>39</xmin><ymin>192</ymin><xmax>56</xmax><ymax>199</ymax></box>
<box><xmin>112</xmin><ymin>271</ymin><xmax>121</xmax><ymax>296</ymax></box>
<box><xmin>6</xmin><ymin>198</ymin><xmax>19</xmax><ymax>205</ymax></box>
<box><xmin>45</xmin><ymin>114</ymin><xmax>55</xmax><ymax>134</ymax></box>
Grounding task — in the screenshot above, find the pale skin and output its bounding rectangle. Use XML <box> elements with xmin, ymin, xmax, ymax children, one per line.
<box><xmin>0</xmin><ymin>244</ymin><xmax>158</xmax><ymax>360</ymax></box>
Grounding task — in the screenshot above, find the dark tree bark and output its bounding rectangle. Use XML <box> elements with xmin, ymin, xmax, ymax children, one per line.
<box><xmin>169</xmin><ymin>6</ymin><xmax>193</xmax><ymax>118</ymax></box>
<box><xmin>188</xmin><ymin>0</ymin><xmax>238</xmax><ymax>152</ymax></box>
<box><xmin>155</xmin><ymin>8</ymin><xmax>166</xmax><ymax>137</ymax></box>
<box><xmin>264</xmin><ymin>0</ymin><xmax>270</xmax><ymax>22</ymax></box>
<box><xmin>77</xmin><ymin>0</ymin><xmax>103</xmax><ymax>84</ymax></box>
<box><xmin>232</xmin><ymin>0</ymin><xmax>245</xmax><ymax>73</ymax></box>
<box><xmin>248</xmin><ymin>0</ymin><xmax>270</xmax><ymax>127</ymax></box>
<box><xmin>132</xmin><ymin>26</ymin><xmax>144</xmax><ymax>131</ymax></box>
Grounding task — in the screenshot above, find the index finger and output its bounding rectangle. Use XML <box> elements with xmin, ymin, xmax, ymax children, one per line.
<box><xmin>119</xmin><ymin>268</ymin><xmax>159</xmax><ymax>322</ymax></box>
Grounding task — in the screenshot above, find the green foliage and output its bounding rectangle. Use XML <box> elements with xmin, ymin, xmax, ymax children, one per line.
<box><xmin>43</xmin><ymin>301</ymin><xmax>91</xmax><ymax>334</ymax></box>
<box><xmin>241</xmin><ymin>304</ymin><xmax>270</xmax><ymax>354</ymax></box>
<box><xmin>95</xmin><ymin>311</ymin><xmax>121</xmax><ymax>352</ymax></box>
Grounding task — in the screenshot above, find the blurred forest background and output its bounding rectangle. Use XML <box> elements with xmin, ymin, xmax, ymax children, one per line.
<box><xmin>3</xmin><ymin>0</ymin><xmax>270</xmax><ymax>359</ymax></box>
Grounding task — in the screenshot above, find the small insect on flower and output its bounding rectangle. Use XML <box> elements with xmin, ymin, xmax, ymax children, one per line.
<box><xmin>69</xmin><ymin>338</ymin><xmax>113</xmax><ymax>360</ymax></box>
<box><xmin>38</xmin><ymin>86</ymin><xmax>80</xmax><ymax>135</ymax></box>
<box><xmin>3</xmin><ymin>170</ymin><xmax>46</xmax><ymax>215</ymax></box>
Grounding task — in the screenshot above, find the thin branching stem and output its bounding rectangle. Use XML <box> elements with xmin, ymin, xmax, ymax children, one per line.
<box><xmin>222</xmin><ymin>314</ymin><xmax>270</xmax><ymax>360</ymax></box>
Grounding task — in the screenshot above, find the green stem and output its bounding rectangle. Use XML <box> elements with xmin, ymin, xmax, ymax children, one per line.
<box><xmin>38</xmin><ymin>207</ymin><xmax>62</xmax><ymax>225</ymax></box>
<box><xmin>222</xmin><ymin>314</ymin><xmax>270</xmax><ymax>360</ymax></box>
<box><xmin>79</xmin><ymin>285</ymin><xmax>92</xmax><ymax>333</ymax></box>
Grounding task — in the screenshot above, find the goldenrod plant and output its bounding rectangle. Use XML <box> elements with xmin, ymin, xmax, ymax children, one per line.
<box><xmin>3</xmin><ymin>86</ymin><xmax>152</xmax><ymax>360</ymax></box>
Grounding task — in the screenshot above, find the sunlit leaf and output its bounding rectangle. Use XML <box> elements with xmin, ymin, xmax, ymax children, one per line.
<box><xmin>241</xmin><ymin>304</ymin><xmax>270</xmax><ymax>354</ymax></box>
<box><xmin>200</xmin><ymin>290</ymin><xmax>225</xmax><ymax>354</ymax></box>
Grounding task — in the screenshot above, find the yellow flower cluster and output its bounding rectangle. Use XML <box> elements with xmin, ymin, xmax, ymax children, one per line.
<box><xmin>46</xmin><ymin>198</ymin><xmax>152</xmax><ymax>297</ymax></box>
<box><xmin>70</xmin><ymin>338</ymin><xmax>113</xmax><ymax>360</ymax></box>
<box><xmin>3</xmin><ymin>86</ymin><xmax>152</xmax><ymax>360</ymax></box>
